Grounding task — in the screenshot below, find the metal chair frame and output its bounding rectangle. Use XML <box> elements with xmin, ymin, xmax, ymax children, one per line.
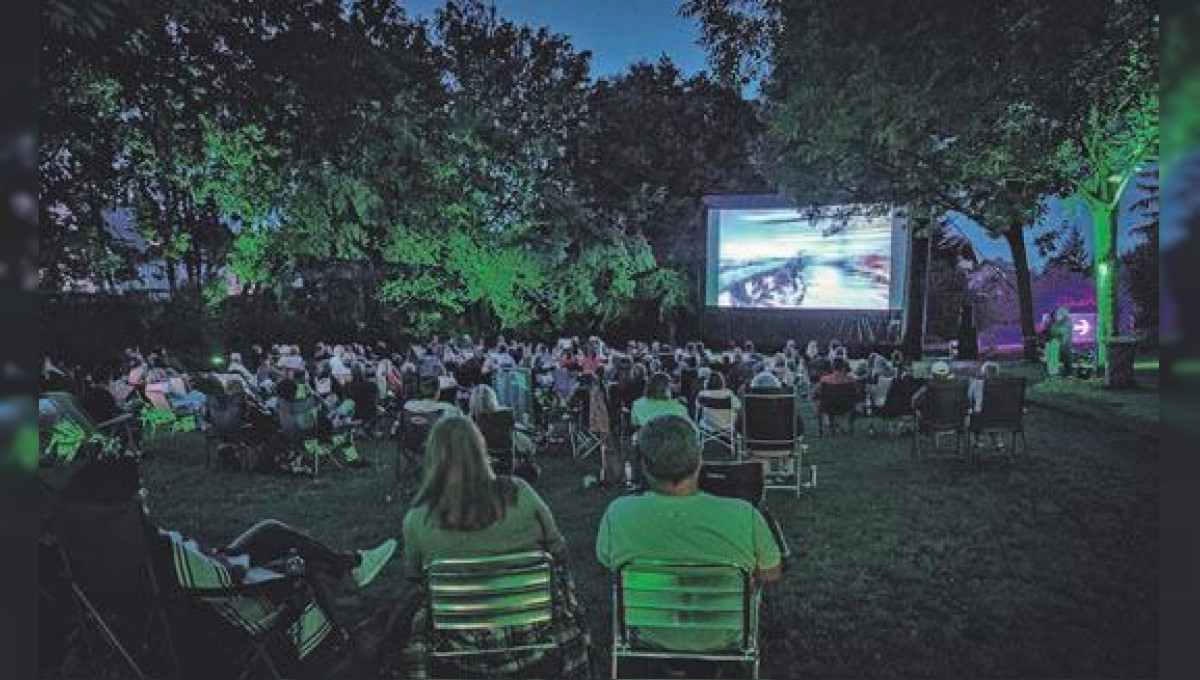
<box><xmin>424</xmin><ymin>551</ymin><xmax>564</xmax><ymax>675</ymax></box>
<box><xmin>694</xmin><ymin>393</ymin><xmax>737</xmax><ymax>459</ymax></box>
<box><xmin>738</xmin><ymin>391</ymin><xmax>811</xmax><ymax>497</ymax></box>
<box><xmin>611</xmin><ymin>560</ymin><xmax>762</xmax><ymax>679</ymax></box>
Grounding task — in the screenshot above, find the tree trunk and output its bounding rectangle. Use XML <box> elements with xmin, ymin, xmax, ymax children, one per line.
<box><xmin>1003</xmin><ymin>226</ymin><xmax>1038</xmax><ymax>362</ymax></box>
<box><xmin>902</xmin><ymin>232</ymin><xmax>928</xmax><ymax>357</ymax></box>
<box><xmin>1088</xmin><ymin>199</ymin><xmax>1119</xmax><ymax>370</ymax></box>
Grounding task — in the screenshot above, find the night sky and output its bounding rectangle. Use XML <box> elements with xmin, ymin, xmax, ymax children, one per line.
<box><xmin>403</xmin><ymin>2</ymin><xmax>1156</xmax><ymax>269</ymax></box>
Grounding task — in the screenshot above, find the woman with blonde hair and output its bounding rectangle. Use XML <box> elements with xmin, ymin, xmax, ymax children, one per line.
<box><xmin>396</xmin><ymin>416</ymin><xmax>590</xmax><ymax>677</ymax></box>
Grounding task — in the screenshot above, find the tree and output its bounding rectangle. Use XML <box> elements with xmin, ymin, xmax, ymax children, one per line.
<box><xmin>682</xmin><ymin>0</ymin><xmax>1085</xmax><ymax>359</ymax></box>
<box><xmin>1051</xmin><ymin>52</ymin><xmax>1158</xmax><ymax>367</ymax></box>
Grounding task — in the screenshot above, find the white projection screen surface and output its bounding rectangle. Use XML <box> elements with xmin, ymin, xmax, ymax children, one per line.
<box><xmin>704</xmin><ymin>204</ymin><xmax>906</xmax><ymax>311</ymax></box>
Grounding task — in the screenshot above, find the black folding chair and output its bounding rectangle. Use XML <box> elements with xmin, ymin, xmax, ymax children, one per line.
<box><xmin>476</xmin><ymin>408</ymin><xmax>517</xmax><ymax>475</ymax></box>
<box><xmin>874</xmin><ymin>376</ymin><xmax>925</xmax><ymax>435</ymax></box>
<box><xmin>699</xmin><ymin>462</ymin><xmax>792</xmax><ymax>566</ymax></box>
<box><xmin>816</xmin><ymin>381</ymin><xmax>860</xmax><ymax>437</ymax></box>
<box><xmin>739</xmin><ymin>390</ymin><xmax>810</xmax><ymax>496</ymax></box>
<box><xmin>912</xmin><ymin>380</ymin><xmax>969</xmax><ymax>457</ymax></box>
<box><xmin>39</xmin><ymin>486</ymin><xmax>181</xmax><ymax>680</ymax></box>
<box><xmin>969</xmin><ymin>377</ymin><xmax>1029</xmax><ymax>455</ymax></box>
<box><xmin>398</xmin><ymin>407</ymin><xmax>446</xmax><ymax>482</ymax></box>
<box><xmin>205</xmin><ymin>393</ymin><xmax>248</xmax><ymax>470</ymax></box>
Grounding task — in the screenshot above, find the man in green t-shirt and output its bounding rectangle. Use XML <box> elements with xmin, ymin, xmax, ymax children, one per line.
<box><xmin>596</xmin><ymin>414</ymin><xmax>781</xmax><ymax>653</ymax></box>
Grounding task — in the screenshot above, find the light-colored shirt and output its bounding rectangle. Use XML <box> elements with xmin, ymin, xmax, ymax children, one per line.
<box><xmin>402</xmin><ymin>477</ymin><xmax>567</xmax><ymax>579</ymax></box>
<box><xmin>596</xmin><ymin>491</ymin><xmax>781</xmax><ymax>652</ymax></box>
<box><xmin>630</xmin><ymin>397</ymin><xmax>689</xmax><ymax>428</ymax></box>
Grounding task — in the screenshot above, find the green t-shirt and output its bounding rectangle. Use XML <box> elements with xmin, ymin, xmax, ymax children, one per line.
<box><xmin>402</xmin><ymin>477</ymin><xmax>567</xmax><ymax>579</ymax></box>
<box><xmin>595</xmin><ymin>491</ymin><xmax>781</xmax><ymax>652</ymax></box>
<box><xmin>630</xmin><ymin>397</ymin><xmax>689</xmax><ymax>428</ymax></box>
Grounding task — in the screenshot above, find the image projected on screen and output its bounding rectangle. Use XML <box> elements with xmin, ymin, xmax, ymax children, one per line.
<box><xmin>716</xmin><ymin>207</ymin><xmax>893</xmax><ymax>310</ymax></box>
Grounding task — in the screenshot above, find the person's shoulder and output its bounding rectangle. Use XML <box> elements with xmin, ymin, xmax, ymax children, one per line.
<box><xmin>695</xmin><ymin>491</ymin><xmax>754</xmax><ymax>513</ymax></box>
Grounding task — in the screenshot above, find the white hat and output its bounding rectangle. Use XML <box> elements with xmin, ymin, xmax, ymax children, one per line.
<box><xmin>277</xmin><ymin>355</ymin><xmax>305</xmax><ymax>371</ymax></box>
<box><xmin>931</xmin><ymin>361</ymin><xmax>951</xmax><ymax>377</ymax></box>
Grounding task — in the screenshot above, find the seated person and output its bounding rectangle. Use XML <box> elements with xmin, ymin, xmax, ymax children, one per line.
<box><xmin>468</xmin><ymin>384</ymin><xmax>536</xmax><ymax>460</ymax></box>
<box><xmin>967</xmin><ymin>361</ymin><xmax>1001</xmax><ymax>414</ymax></box>
<box><xmin>630</xmin><ymin>372</ymin><xmax>688</xmax><ymax>430</ymax></box>
<box><xmin>810</xmin><ymin>357</ymin><xmax>856</xmax><ymax>403</ymax></box>
<box><xmin>596</xmin><ymin>415</ymin><xmax>781</xmax><ymax>653</ymax></box>
<box><xmin>741</xmin><ymin>371</ymin><xmax>805</xmax><ymax>437</ymax></box>
<box><xmin>395</xmin><ymin>416</ymin><xmax>590</xmax><ymax>678</ymax></box>
<box><xmin>343</xmin><ymin>363</ymin><xmax>379</xmax><ymax>425</ymax></box>
<box><xmin>403</xmin><ymin>376</ymin><xmax>462</xmax><ymax>418</ymax></box>
<box><xmin>56</xmin><ymin>457</ymin><xmax>395</xmax><ymax>674</ymax></box>
<box><xmin>911</xmin><ymin>360</ymin><xmax>954</xmax><ymax>413</ymax></box>
<box><xmin>694</xmin><ymin>371</ymin><xmax>740</xmax><ymax>432</ymax></box>
<box><xmin>968</xmin><ymin>361</ymin><xmax>1004</xmax><ymax>449</ymax></box>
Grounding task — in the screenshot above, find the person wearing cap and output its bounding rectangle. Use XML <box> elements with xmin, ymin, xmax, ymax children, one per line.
<box><xmin>910</xmin><ymin>360</ymin><xmax>953</xmax><ymax>412</ymax></box>
<box><xmin>595</xmin><ymin>415</ymin><xmax>781</xmax><ymax>653</ymax></box>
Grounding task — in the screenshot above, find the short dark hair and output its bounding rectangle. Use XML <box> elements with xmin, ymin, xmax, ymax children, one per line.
<box><xmin>638</xmin><ymin>415</ymin><xmax>700</xmax><ymax>484</ymax></box>
<box><xmin>832</xmin><ymin>358</ymin><xmax>848</xmax><ymax>372</ymax></box>
<box><xmin>645</xmin><ymin>372</ymin><xmax>672</xmax><ymax>400</ymax></box>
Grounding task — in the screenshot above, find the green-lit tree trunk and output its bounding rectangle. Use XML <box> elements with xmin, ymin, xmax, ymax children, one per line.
<box><xmin>1086</xmin><ymin>197</ymin><xmax>1119</xmax><ymax>370</ymax></box>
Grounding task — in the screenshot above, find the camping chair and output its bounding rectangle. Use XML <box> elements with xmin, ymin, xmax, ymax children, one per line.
<box><xmin>912</xmin><ymin>380</ymin><xmax>969</xmax><ymax>457</ymax></box>
<box><xmin>39</xmin><ymin>392</ymin><xmax>131</xmax><ymax>465</ymax></box>
<box><xmin>277</xmin><ymin>396</ymin><xmax>341</xmax><ymax>476</ymax></box>
<box><xmin>398</xmin><ymin>407</ymin><xmax>446</xmax><ymax>482</ymax></box>
<box><xmin>205</xmin><ymin>393</ymin><xmax>248</xmax><ymax>470</ymax></box>
<box><xmin>39</xmin><ymin>486</ymin><xmax>181</xmax><ymax>680</ymax></box>
<box><xmin>425</xmin><ymin>550</ymin><xmax>565</xmax><ymax>679</ymax></box>
<box><xmin>968</xmin><ymin>377</ymin><xmax>1029</xmax><ymax>455</ymax></box>
<box><xmin>695</xmin><ymin>393</ymin><xmax>736</xmax><ymax>459</ymax></box>
<box><xmin>873</xmin><ymin>376</ymin><xmax>924</xmax><ymax>436</ymax></box>
<box><xmin>699</xmin><ymin>462</ymin><xmax>792</xmax><ymax>565</ymax></box>
<box><xmin>566</xmin><ymin>381</ymin><xmax>607</xmax><ymax>462</ymax></box>
<box><xmin>816</xmin><ymin>381</ymin><xmax>860</xmax><ymax>437</ymax></box>
<box><xmin>476</xmin><ymin>408</ymin><xmax>517</xmax><ymax>475</ymax></box>
<box><xmin>612</xmin><ymin>560</ymin><xmax>761</xmax><ymax>679</ymax></box>
<box><xmin>740</xmin><ymin>390</ymin><xmax>811</xmax><ymax>496</ymax></box>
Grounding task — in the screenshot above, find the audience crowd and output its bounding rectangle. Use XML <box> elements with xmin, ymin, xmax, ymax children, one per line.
<box><xmin>39</xmin><ymin>333</ymin><xmax>1025</xmax><ymax>678</ymax></box>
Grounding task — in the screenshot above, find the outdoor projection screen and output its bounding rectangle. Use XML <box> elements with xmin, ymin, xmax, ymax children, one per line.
<box><xmin>704</xmin><ymin>201</ymin><xmax>907</xmax><ymax>311</ymax></box>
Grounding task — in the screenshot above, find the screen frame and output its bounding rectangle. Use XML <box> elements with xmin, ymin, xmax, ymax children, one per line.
<box><xmin>701</xmin><ymin>194</ymin><xmax>908</xmax><ymax>313</ymax></box>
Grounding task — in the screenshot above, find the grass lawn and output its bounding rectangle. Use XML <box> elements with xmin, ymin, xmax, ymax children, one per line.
<box><xmin>140</xmin><ymin>395</ymin><xmax>1158</xmax><ymax>678</ymax></box>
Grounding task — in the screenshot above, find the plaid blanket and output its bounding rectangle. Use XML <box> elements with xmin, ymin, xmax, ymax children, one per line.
<box><xmin>395</xmin><ymin>579</ymin><xmax>591</xmax><ymax>679</ymax></box>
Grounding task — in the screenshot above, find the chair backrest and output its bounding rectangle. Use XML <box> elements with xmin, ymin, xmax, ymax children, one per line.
<box><xmin>402</xmin><ymin>407</ymin><xmax>445</xmax><ymax>452</ymax></box>
<box><xmin>696</xmin><ymin>393</ymin><xmax>734</xmax><ymax>412</ymax></box>
<box><xmin>878</xmin><ymin>376</ymin><xmax>924</xmax><ymax>418</ymax></box>
<box><xmin>552</xmin><ymin>366</ymin><xmax>577</xmax><ymax>401</ymax></box>
<box><xmin>818</xmin><ymin>381</ymin><xmax>860</xmax><ymax>416</ymax></box>
<box><xmin>276</xmin><ymin>396</ymin><xmax>320</xmax><ymax>438</ymax></box>
<box><xmin>920</xmin><ymin>380</ymin><xmax>969</xmax><ymax>430</ymax></box>
<box><xmin>207</xmin><ymin>394</ymin><xmax>246</xmax><ymax>438</ymax></box>
<box><xmin>426</xmin><ymin>551</ymin><xmax>557</xmax><ymax>637</ymax></box>
<box><xmin>616</xmin><ymin>561</ymin><xmax>755</xmax><ymax>652</ymax></box>
<box><xmin>699</xmin><ymin>462</ymin><xmax>764</xmax><ymax>506</ymax></box>
<box><xmin>476</xmin><ymin>409</ymin><xmax>515</xmax><ymax>452</ymax></box>
<box><xmin>40</xmin><ymin>487</ymin><xmax>159</xmax><ymax>612</ymax></box>
<box><xmin>975</xmin><ymin>377</ymin><xmax>1026</xmax><ymax>429</ymax></box>
<box><xmin>741</xmin><ymin>391</ymin><xmax>796</xmax><ymax>451</ymax></box>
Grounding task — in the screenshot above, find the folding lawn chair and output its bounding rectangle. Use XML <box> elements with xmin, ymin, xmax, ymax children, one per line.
<box><xmin>968</xmin><ymin>377</ymin><xmax>1029</xmax><ymax>455</ymax></box>
<box><xmin>740</xmin><ymin>390</ymin><xmax>812</xmax><ymax>496</ymax></box>
<box><xmin>425</xmin><ymin>551</ymin><xmax>568</xmax><ymax>679</ymax></box>
<box><xmin>912</xmin><ymin>380</ymin><xmax>969</xmax><ymax>457</ymax></box>
<box><xmin>612</xmin><ymin>560</ymin><xmax>761</xmax><ymax>679</ymax></box>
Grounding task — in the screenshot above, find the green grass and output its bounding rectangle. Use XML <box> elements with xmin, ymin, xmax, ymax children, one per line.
<box><xmin>141</xmin><ymin>399</ymin><xmax>1158</xmax><ymax>678</ymax></box>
